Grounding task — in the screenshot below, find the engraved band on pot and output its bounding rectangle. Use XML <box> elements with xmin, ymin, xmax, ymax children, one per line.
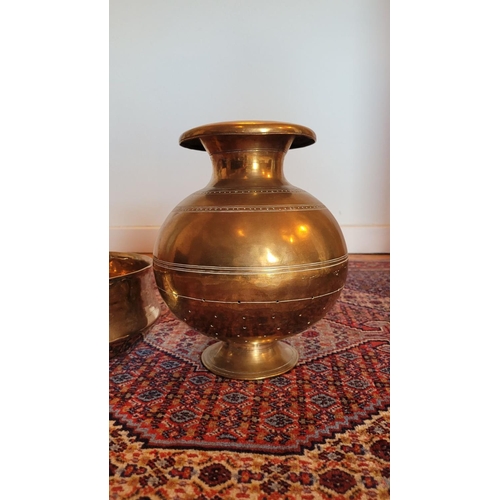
<box><xmin>156</xmin><ymin>286</ymin><xmax>345</xmax><ymax>305</ymax></box>
<box><xmin>172</xmin><ymin>204</ymin><xmax>327</xmax><ymax>213</ymax></box>
<box><xmin>193</xmin><ymin>187</ymin><xmax>307</xmax><ymax>196</ymax></box>
<box><xmin>153</xmin><ymin>254</ymin><xmax>348</xmax><ymax>275</ymax></box>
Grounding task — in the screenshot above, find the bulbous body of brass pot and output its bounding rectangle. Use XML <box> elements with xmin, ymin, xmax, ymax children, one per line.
<box><xmin>153</xmin><ymin>121</ymin><xmax>348</xmax><ymax>380</ymax></box>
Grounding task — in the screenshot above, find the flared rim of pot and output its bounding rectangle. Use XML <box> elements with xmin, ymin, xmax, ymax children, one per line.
<box><xmin>179</xmin><ymin>120</ymin><xmax>316</xmax><ymax>151</ymax></box>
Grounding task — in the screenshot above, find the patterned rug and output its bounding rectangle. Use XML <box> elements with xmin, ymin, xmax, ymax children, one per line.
<box><xmin>109</xmin><ymin>259</ymin><xmax>390</xmax><ymax>499</ymax></box>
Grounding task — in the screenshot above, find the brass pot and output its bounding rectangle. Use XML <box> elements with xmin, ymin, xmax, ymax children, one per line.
<box><xmin>153</xmin><ymin>121</ymin><xmax>348</xmax><ymax>379</ymax></box>
<box><xmin>109</xmin><ymin>252</ymin><xmax>161</xmax><ymax>351</ymax></box>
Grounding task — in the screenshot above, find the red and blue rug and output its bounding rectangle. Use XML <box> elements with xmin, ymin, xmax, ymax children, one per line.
<box><xmin>109</xmin><ymin>258</ymin><xmax>390</xmax><ymax>499</ymax></box>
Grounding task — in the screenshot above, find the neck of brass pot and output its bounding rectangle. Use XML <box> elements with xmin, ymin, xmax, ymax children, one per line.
<box><xmin>200</xmin><ymin>135</ymin><xmax>294</xmax><ymax>184</ymax></box>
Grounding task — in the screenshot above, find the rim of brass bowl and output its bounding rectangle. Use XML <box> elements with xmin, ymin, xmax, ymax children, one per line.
<box><xmin>179</xmin><ymin>120</ymin><xmax>316</xmax><ymax>151</ymax></box>
<box><xmin>109</xmin><ymin>252</ymin><xmax>159</xmax><ymax>349</ymax></box>
<box><xmin>109</xmin><ymin>251</ymin><xmax>152</xmax><ymax>280</ymax></box>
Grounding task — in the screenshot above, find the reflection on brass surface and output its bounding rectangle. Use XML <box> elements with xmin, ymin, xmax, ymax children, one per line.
<box><xmin>109</xmin><ymin>252</ymin><xmax>161</xmax><ymax>352</ymax></box>
<box><xmin>153</xmin><ymin>121</ymin><xmax>348</xmax><ymax>379</ymax></box>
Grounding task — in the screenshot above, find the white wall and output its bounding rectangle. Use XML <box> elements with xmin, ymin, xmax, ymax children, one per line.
<box><xmin>110</xmin><ymin>0</ymin><xmax>389</xmax><ymax>254</ymax></box>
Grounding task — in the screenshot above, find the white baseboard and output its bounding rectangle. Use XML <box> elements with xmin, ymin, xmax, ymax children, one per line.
<box><xmin>341</xmin><ymin>225</ymin><xmax>390</xmax><ymax>254</ymax></box>
<box><xmin>109</xmin><ymin>225</ymin><xmax>389</xmax><ymax>255</ymax></box>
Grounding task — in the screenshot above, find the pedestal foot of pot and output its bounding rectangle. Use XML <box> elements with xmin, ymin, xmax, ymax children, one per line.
<box><xmin>201</xmin><ymin>340</ymin><xmax>298</xmax><ymax>380</ymax></box>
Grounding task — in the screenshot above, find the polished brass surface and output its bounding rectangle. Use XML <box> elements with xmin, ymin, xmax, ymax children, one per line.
<box><xmin>109</xmin><ymin>252</ymin><xmax>161</xmax><ymax>346</ymax></box>
<box><xmin>201</xmin><ymin>341</ymin><xmax>299</xmax><ymax>381</ymax></box>
<box><xmin>179</xmin><ymin>120</ymin><xmax>316</xmax><ymax>151</ymax></box>
<box><xmin>154</xmin><ymin>121</ymin><xmax>348</xmax><ymax>379</ymax></box>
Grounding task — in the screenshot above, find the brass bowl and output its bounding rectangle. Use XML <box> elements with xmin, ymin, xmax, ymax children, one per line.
<box><xmin>109</xmin><ymin>252</ymin><xmax>161</xmax><ymax>352</ymax></box>
<box><xmin>153</xmin><ymin>121</ymin><xmax>348</xmax><ymax>380</ymax></box>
